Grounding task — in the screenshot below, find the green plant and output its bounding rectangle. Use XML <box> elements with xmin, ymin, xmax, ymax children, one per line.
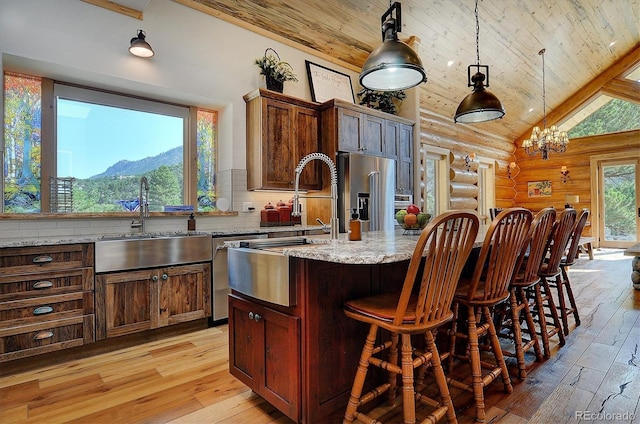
<box><xmin>357</xmin><ymin>88</ymin><xmax>406</xmax><ymax>115</ymax></box>
<box><xmin>255</xmin><ymin>48</ymin><xmax>298</xmax><ymax>83</ymax></box>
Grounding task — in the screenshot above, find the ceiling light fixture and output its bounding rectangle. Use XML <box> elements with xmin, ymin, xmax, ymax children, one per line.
<box><xmin>359</xmin><ymin>2</ymin><xmax>427</xmax><ymax>91</ymax></box>
<box><xmin>522</xmin><ymin>48</ymin><xmax>569</xmax><ymax>160</ymax></box>
<box><xmin>129</xmin><ymin>30</ymin><xmax>154</xmax><ymax>58</ymax></box>
<box><xmin>454</xmin><ymin>0</ymin><xmax>505</xmax><ymax>124</ymax></box>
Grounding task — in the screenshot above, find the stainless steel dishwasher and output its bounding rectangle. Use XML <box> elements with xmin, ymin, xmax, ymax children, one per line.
<box><xmin>211</xmin><ymin>233</ymin><xmax>268</xmax><ymax>323</ymax></box>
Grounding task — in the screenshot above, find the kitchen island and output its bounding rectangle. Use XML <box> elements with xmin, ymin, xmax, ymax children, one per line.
<box><xmin>227</xmin><ymin>229</ymin><xmax>485</xmax><ymax>424</ymax></box>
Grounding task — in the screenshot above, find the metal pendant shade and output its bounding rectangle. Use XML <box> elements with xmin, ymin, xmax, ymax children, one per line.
<box><xmin>359</xmin><ymin>2</ymin><xmax>426</xmax><ymax>91</ymax></box>
<box><xmin>129</xmin><ymin>30</ymin><xmax>154</xmax><ymax>58</ymax></box>
<box><xmin>454</xmin><ymin>0</ymin><xmax>505</xmax><ymax>123</ymax></box>
<box><xmin>454</xmin><ymin>67</ymin><xmax>505</xmax><ymax>123</ymax></box>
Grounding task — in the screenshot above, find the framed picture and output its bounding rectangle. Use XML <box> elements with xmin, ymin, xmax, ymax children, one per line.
<box><xmin>305</xmin><ymin>60</ymin><xmax>355</xmax><ymax>103</ymax></box>
<box><xmin>527</xmin><ymin>180</ymin><xmax>552</xmax><ymax>197</ymax></box>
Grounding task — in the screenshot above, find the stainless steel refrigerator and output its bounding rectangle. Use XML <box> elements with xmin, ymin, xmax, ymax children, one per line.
<box><xmin>337</xmin><ymin>152</ymin><xmax>396</xmax><ymax>233</ymax></box>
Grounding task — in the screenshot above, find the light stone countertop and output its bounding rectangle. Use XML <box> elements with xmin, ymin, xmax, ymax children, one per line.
<box><xmin>226</xmin><ymin>226</ymin><xmax>488</xmax><ymax>265</ymax></box>
<box><xmin>0</xmin><ymin>226</ymin><xmax>326</xmax><ymax>249</ymax></box>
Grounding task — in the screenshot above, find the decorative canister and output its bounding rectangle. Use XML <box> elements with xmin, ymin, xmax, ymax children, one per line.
<box><xmin>260</xmin><ymin>202</ymin><xmax>279</xmax><ymax>227</ymax></box>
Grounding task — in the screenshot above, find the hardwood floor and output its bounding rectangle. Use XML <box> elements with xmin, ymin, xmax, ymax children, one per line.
<box><xmin>1</xmin><ymin>249</ymin><xmax>638</xmax><ymax>423</ymax></box>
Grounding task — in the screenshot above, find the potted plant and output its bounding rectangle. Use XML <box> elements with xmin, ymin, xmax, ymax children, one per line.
<box><xmin>357</xmin><ymin>88</ymin><xmax>406</xmax><ymax>115</ymax></box>
<box><xmin>255</xmin><ymin>48</ymin><xmax>298</xmax><ymax>93</ymax></box>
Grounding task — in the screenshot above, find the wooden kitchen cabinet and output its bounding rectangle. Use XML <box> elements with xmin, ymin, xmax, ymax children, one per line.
<box><xmin>0</xmin><ymin>244</ymin><xmax>95</xmax><ymax>362</ymax></box>
<box><xmin>321</xmin><ymin>99</ymin><xmax>414</xmax><ymax>193</ymax></box>
<box><xmin>244</xmin><ymin>89</ymin><xmax>321</xmax><ymax>191</ymax></box>
<box><xmin>229</xmin><ymin>294</ymin><xmax>300</xmax><ymax>422</ymax></box>
<box><xmin>396</xmin><ymin>123</ymin><xmax>414</xmax><ymax>195</ymax></box>
<box><xmin>96</xmin><ymin>263</ymin><xmax>211</xmax><ymax>340</ymax></box>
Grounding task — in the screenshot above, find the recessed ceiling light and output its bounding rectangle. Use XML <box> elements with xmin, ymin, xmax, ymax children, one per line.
<box><xmin>528</xmin><ymin>108</ymin><xmax>534</xmax><ymax>113</ymax></box>
<box><xmin>447</xmin><ymin>60</ymin><xmax>454</xmax><ymax>67</ymax></box>
<box><xmin>609</xmin><ymin>40</ymin><xmax>617</xmax><ymax>47</ymax></box>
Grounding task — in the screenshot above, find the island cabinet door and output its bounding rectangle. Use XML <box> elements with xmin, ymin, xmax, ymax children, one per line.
<box><xmin>229</xmin><ymin>294</ymin><xmax>301</xmax><ymax>422</ymax></box>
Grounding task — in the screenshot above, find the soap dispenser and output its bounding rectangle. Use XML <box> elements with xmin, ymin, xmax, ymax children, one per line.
<box><xmin>348</xmin><ymin>208</ymin><xmax>361</xmax><ymax>241</ymax></box>
<box><xmin>187</xmin><ymin>213</ymin><xmax>196</xmax><ymax>231</ymax></box>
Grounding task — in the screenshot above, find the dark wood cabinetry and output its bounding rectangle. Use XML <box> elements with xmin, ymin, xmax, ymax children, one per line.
<box><xmin>229</xmin><ymin>294</ymin><xmax>300</xmax><ymax>421</ymax></box>
<box><xmin>321</xmin><ymin>99</ymin><xmax>414</xmax><ymax>194</ymax></box>
<box><xmin>96</xmin><ymin>263</ymin><xmax>211</xmax><ymax>340</ymax></box>
<box><xmin>244</xmin><ymin>89</ymin><xmax>321</xmax><ymax>190</ymax></box>
<box><xmin>229</xmin><ymin>257</ymin><xmax>409</xmax><ymax>423</ymax></box>
<box><xmin>0</xmin><ymin>244</ymin><xmax>95</xmax><ymax>362</ymax></box>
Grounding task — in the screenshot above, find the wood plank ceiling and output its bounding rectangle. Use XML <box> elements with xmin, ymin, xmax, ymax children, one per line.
<box><xmin>175</xmin><ymin>0</ymin><xmax>639</xmax><ymax>142</ymax></box>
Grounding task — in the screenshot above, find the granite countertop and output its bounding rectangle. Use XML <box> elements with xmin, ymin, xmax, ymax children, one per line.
<box><xmin>0</xmin><ymin>226</ymin><xmax>326</xmax><ymax>249</ymax></box>
<box><xmin>226</xmin><ymin>226</ymin><xmax>487</xmax><ymax>265</ymax></box>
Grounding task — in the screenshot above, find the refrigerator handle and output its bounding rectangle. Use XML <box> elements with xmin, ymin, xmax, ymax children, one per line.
<box><xmin>369</xmin><ymin>171</ymin><xmax>380</xmax><ymax>231</ymax></box>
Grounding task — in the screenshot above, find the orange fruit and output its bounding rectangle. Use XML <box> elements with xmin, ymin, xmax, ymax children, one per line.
<box><xmin>403</xmin><ymin>213</ymin><xmax>417</xmax><ymax>227</ymax></box>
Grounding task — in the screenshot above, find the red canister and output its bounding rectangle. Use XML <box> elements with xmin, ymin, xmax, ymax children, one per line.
<box><xmin>277</xmin><ymin>200</ymin><xmax>291</xmax><ymax>225</ymax></box>
<box><xmin>260</xmin><ymin>203</ymin><xmax>279</xmax><ymax>226</ymax></box>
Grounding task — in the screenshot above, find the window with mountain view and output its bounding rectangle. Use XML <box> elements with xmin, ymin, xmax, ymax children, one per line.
<box><xmin>564</xmin><ymin>95</ymin><xmax>640</xmax><ymax>138</ymax></box>
<box><xmin>3</xmin><ymin>72</ymin><xmax>217</xmax><ymax>214</ymax></box>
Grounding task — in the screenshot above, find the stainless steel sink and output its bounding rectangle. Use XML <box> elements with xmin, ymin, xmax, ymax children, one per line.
<box><xmin>95</xmin><ymin>233</ymin><xmax>212</xmax><ymax>273</ymax></box>
<box><xmin>228</xmin><ymin>236</ymin><xmax>310</xmax><ymax>306</ymax></box>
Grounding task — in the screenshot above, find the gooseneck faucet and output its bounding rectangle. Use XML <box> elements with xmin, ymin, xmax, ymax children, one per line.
<box><xmin>292</xmin><ymin>152</ymin><xmax>339</xmax><ymax>241</ymax></box>
<box><xmin>131</xmin><ymin>176</ymin><xmax>150</xmax><ymax>233</ymax></box>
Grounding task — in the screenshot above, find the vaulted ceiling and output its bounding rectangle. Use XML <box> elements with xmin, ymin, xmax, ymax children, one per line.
<box><xmin>114</xmin><ymin>0</ymin><xmax>640</xmax><ymax>141</ymax></box>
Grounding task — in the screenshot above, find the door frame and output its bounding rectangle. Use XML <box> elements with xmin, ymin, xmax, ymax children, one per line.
<box><xmin>590</xmin><ymin>152</ymin><xmax>640</xmax><ymax>248</ymax></box>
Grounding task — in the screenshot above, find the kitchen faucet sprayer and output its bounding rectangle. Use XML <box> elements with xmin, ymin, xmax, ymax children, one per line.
<box><xmin>131</xmin><ymin>176</ymin><xmax>150</xmax><ymax>233</ymax></box>
<box><xmin>292</xmin><ymin>152</ymin><xmax>339</xmax><ymax>241</ymax></box>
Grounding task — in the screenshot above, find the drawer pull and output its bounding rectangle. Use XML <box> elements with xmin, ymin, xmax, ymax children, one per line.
<box><xmin>33</xmin><ymin>306</ymin><xmax>54</xmax><ymax>315</ymax></box>
<box><xmin>32</xmin><ymin>281</ymin><xmax>53</xmax><ymax>290</ymax></box>
<box><xmin>33</xmin><ymin>255</ymin><xmax>53</xmax><ymax>264</ymax></box>
<box><xmin>34</xmin><ymin>331</ymin><xmax>54</xmax><ymax>341</ymax></box>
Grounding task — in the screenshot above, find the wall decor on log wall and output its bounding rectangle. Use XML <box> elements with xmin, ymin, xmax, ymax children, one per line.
<box><xmin>527</xmin><ymin>180</ymin><xmax>552</xmax><ymax>197</ymax></box>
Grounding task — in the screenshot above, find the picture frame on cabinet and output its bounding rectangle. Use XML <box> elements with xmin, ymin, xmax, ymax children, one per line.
<box><xmin>305</xmin><ymin>60</ymin><xmax>354</xmax><ymax>103</ymax></box>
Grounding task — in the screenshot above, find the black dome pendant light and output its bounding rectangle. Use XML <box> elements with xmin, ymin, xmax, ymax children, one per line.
<box><xmin>454</xmin><ymin>0</ymin><xmax>505</xmax><ymax>123</ymax></box>
<box><xmin>360</xmin><ymin>2</ymin><xmax>427</xmax><ymax>91</ymax></box>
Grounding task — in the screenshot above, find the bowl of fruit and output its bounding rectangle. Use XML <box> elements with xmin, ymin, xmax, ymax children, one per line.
<box><xmin>395</xmin><ymin>204</ymin><xmax>431</xmax><ymax>233</ymax></box>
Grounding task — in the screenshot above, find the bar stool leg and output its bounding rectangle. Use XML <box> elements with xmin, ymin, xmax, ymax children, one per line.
<box><xmin>388</xmin><ymin>332</ymin><xmax>399</xmax><ymax>405</ymax></box>
<box><xmin>518</xmin><ymin>286</ymin><xmax>543</xmax><ymax>363</ymax></box>
<box><xmin>424</xmin><ymin>330</ymin><xmax>458</xmax><ymax>424</ymax></box>
<box><xmin>400</xmin><ymin>334</ymin><xmax>416</xmax><ymax>424</ymax></box>
<box><xmin>344</xmin><ymin>324</ymin><xmax>378</xmax><ymax>424</ymax></box>
<box><xmin>467</xmin><ymin>307</ymin><xmax>486</xmax><ymax>422</ymax></box>
<box><xmin>482</xmin><ymin>306</ymin><xmax>513</xmax><ymax>394</ymax></box>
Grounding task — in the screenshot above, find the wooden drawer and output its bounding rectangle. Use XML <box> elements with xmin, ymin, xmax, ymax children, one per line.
<box><xmin>0</xmin><ymin>268</ymin><xmax>94</xmax><ymax>302</ymax></box>
<box><xmin>0</xmin><ymin>292</ymin><xmax>94</xmax><ymax>327</ymax></box>
<box><xmin>0</xmin><ymin>315</ymin><xmax>95</xmax><ymax>362</ymax></box>
<box><xmin>0</xmin><ymin>244</ymin><xmax>94</xmax><ymax>276</ymax></box>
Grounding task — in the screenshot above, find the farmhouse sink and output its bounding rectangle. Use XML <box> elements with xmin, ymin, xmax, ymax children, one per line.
<box><xmin>95</xmin><ymin>232</ymin><xmax>212</xmax><ymax>273</ymax></box>
<box><xmin>228</xmin><ymin>236</ymin><xmax>312</xmax><ymax>306</ymax></box>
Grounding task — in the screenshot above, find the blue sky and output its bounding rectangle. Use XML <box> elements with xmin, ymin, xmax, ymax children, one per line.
<box><xmin>56</xmin><ymin>99</ymin><xmax>183</xmax><ymax>179</ymax></box>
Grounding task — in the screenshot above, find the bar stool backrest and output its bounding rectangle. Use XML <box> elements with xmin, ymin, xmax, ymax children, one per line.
<box><xmin>394</xmin><ymin>211</ymin><xmax>479</xmax><ymax>327</ymax></box>
<box><xmin>542</xmin><ymin>208</ymin><xmax>577</xmax><ymax>277</ymax></box>
<box><xmin>563</xmin><ymin>209</ymin><xmax>590</xmax><ymax>267</ymax></box>
<box><xmin>467</xmin><ymin>208</ymin><xmax>533</xmax><ymax>302</ymax></box>
<box><xmin>515</xmin><ymin>207</ymin><xmax>557</xmax><ymax>285</ymax></box>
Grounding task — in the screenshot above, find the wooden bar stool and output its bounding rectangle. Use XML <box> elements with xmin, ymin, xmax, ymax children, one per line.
<box><xmin>343</xmin><ymin>211</ymin><xmax>479</xmax><ymax>424</ymax></box>
<box><xmin>446</xmin><ymin>208</ymin><xmax>532</xmax><ymax>423</ymax></box>
<box><xmin>533</xmin><ymin>208</ymin><xmax>576</xmax><ymax>357</ymax></box>
<box><xmin>497</xmin><ymin>207</ymin><xmax>556</xmax><ymax>379</ymax></box>
<box><xmin>553</xmin><ymin>209</ymin><xmax>590</xmax><ymax>334</ymax></box>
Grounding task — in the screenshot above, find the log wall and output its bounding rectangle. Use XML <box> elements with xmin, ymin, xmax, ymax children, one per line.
<box><xmin>417</xmin><ymin>107</ymin><xmax>516</xmax><ymax>210</ymax></box>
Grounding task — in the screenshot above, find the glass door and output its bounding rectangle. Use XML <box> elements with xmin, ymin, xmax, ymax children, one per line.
<box><xmin>598</xmin><ymin>158</ymin><xmax>640</xmax><ymax>248</ymax></box>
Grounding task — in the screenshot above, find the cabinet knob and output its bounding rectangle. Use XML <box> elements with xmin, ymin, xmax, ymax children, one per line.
<box><xmin>254</xmin><ymin>313</ymin><xmax>262</xmax><ymax>322</ymax></box>
<box><xmin>248</xmin><ymin>312</ymin><xmax>254</xmax><ymax>320</ymax></box>
<box><xmin>162</xmin><ymin>274</ymin><xmax>168</xmax><ymax>280</ymax></box>
<box><xmin>152</xmin><ymin>275</ymin><xmax>159</xmax><ymax>282</ymax></box>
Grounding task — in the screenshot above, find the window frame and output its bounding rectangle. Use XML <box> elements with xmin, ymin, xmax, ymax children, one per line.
<box><xmin>4</xmin><ymin>73</ymin><xmax>216</xmax><ymax>215</ymax></box>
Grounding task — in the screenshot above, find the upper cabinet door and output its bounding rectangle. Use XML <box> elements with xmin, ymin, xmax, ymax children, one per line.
<box><xmin>245</xmin><ymin>89</ymin><xmax>321</xmax><ymax>191</ymax></box>
<box><xmin>337</xmin><ymin>107</ymin><xmax>362</xmax><ymax>153</ymax></box>
<box><xmin>361</xmin><ymin>114</ymin><xmax>385</xmax><ymax>156</ymax></box>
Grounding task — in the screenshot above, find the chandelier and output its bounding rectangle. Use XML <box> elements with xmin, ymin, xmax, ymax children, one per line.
<box><xmin>522</xmin><ymin>49</ymin><xmax>569</xmax><ymax>160</ymax></box>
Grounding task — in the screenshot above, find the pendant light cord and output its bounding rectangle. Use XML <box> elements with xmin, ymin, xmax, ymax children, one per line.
<box><xmin>540</xmin><ymin>48</ymin><xmax>547</xmax><ymax>128</ymax></box>
<box><xmin>475</xmin><ymin>0</ymin><xmax>480</xmax><ymax>65</ymax></box>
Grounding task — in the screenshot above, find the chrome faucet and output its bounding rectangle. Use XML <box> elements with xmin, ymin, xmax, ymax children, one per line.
<box><xmin>131</xmin><ymin>176</ymin><xmax>150</xmax><ymax>233</ymax></box>
<box><xmin>292</xmin><ymin>153</ymin><xmax>339</xmax><ymax>240</ymax></box>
